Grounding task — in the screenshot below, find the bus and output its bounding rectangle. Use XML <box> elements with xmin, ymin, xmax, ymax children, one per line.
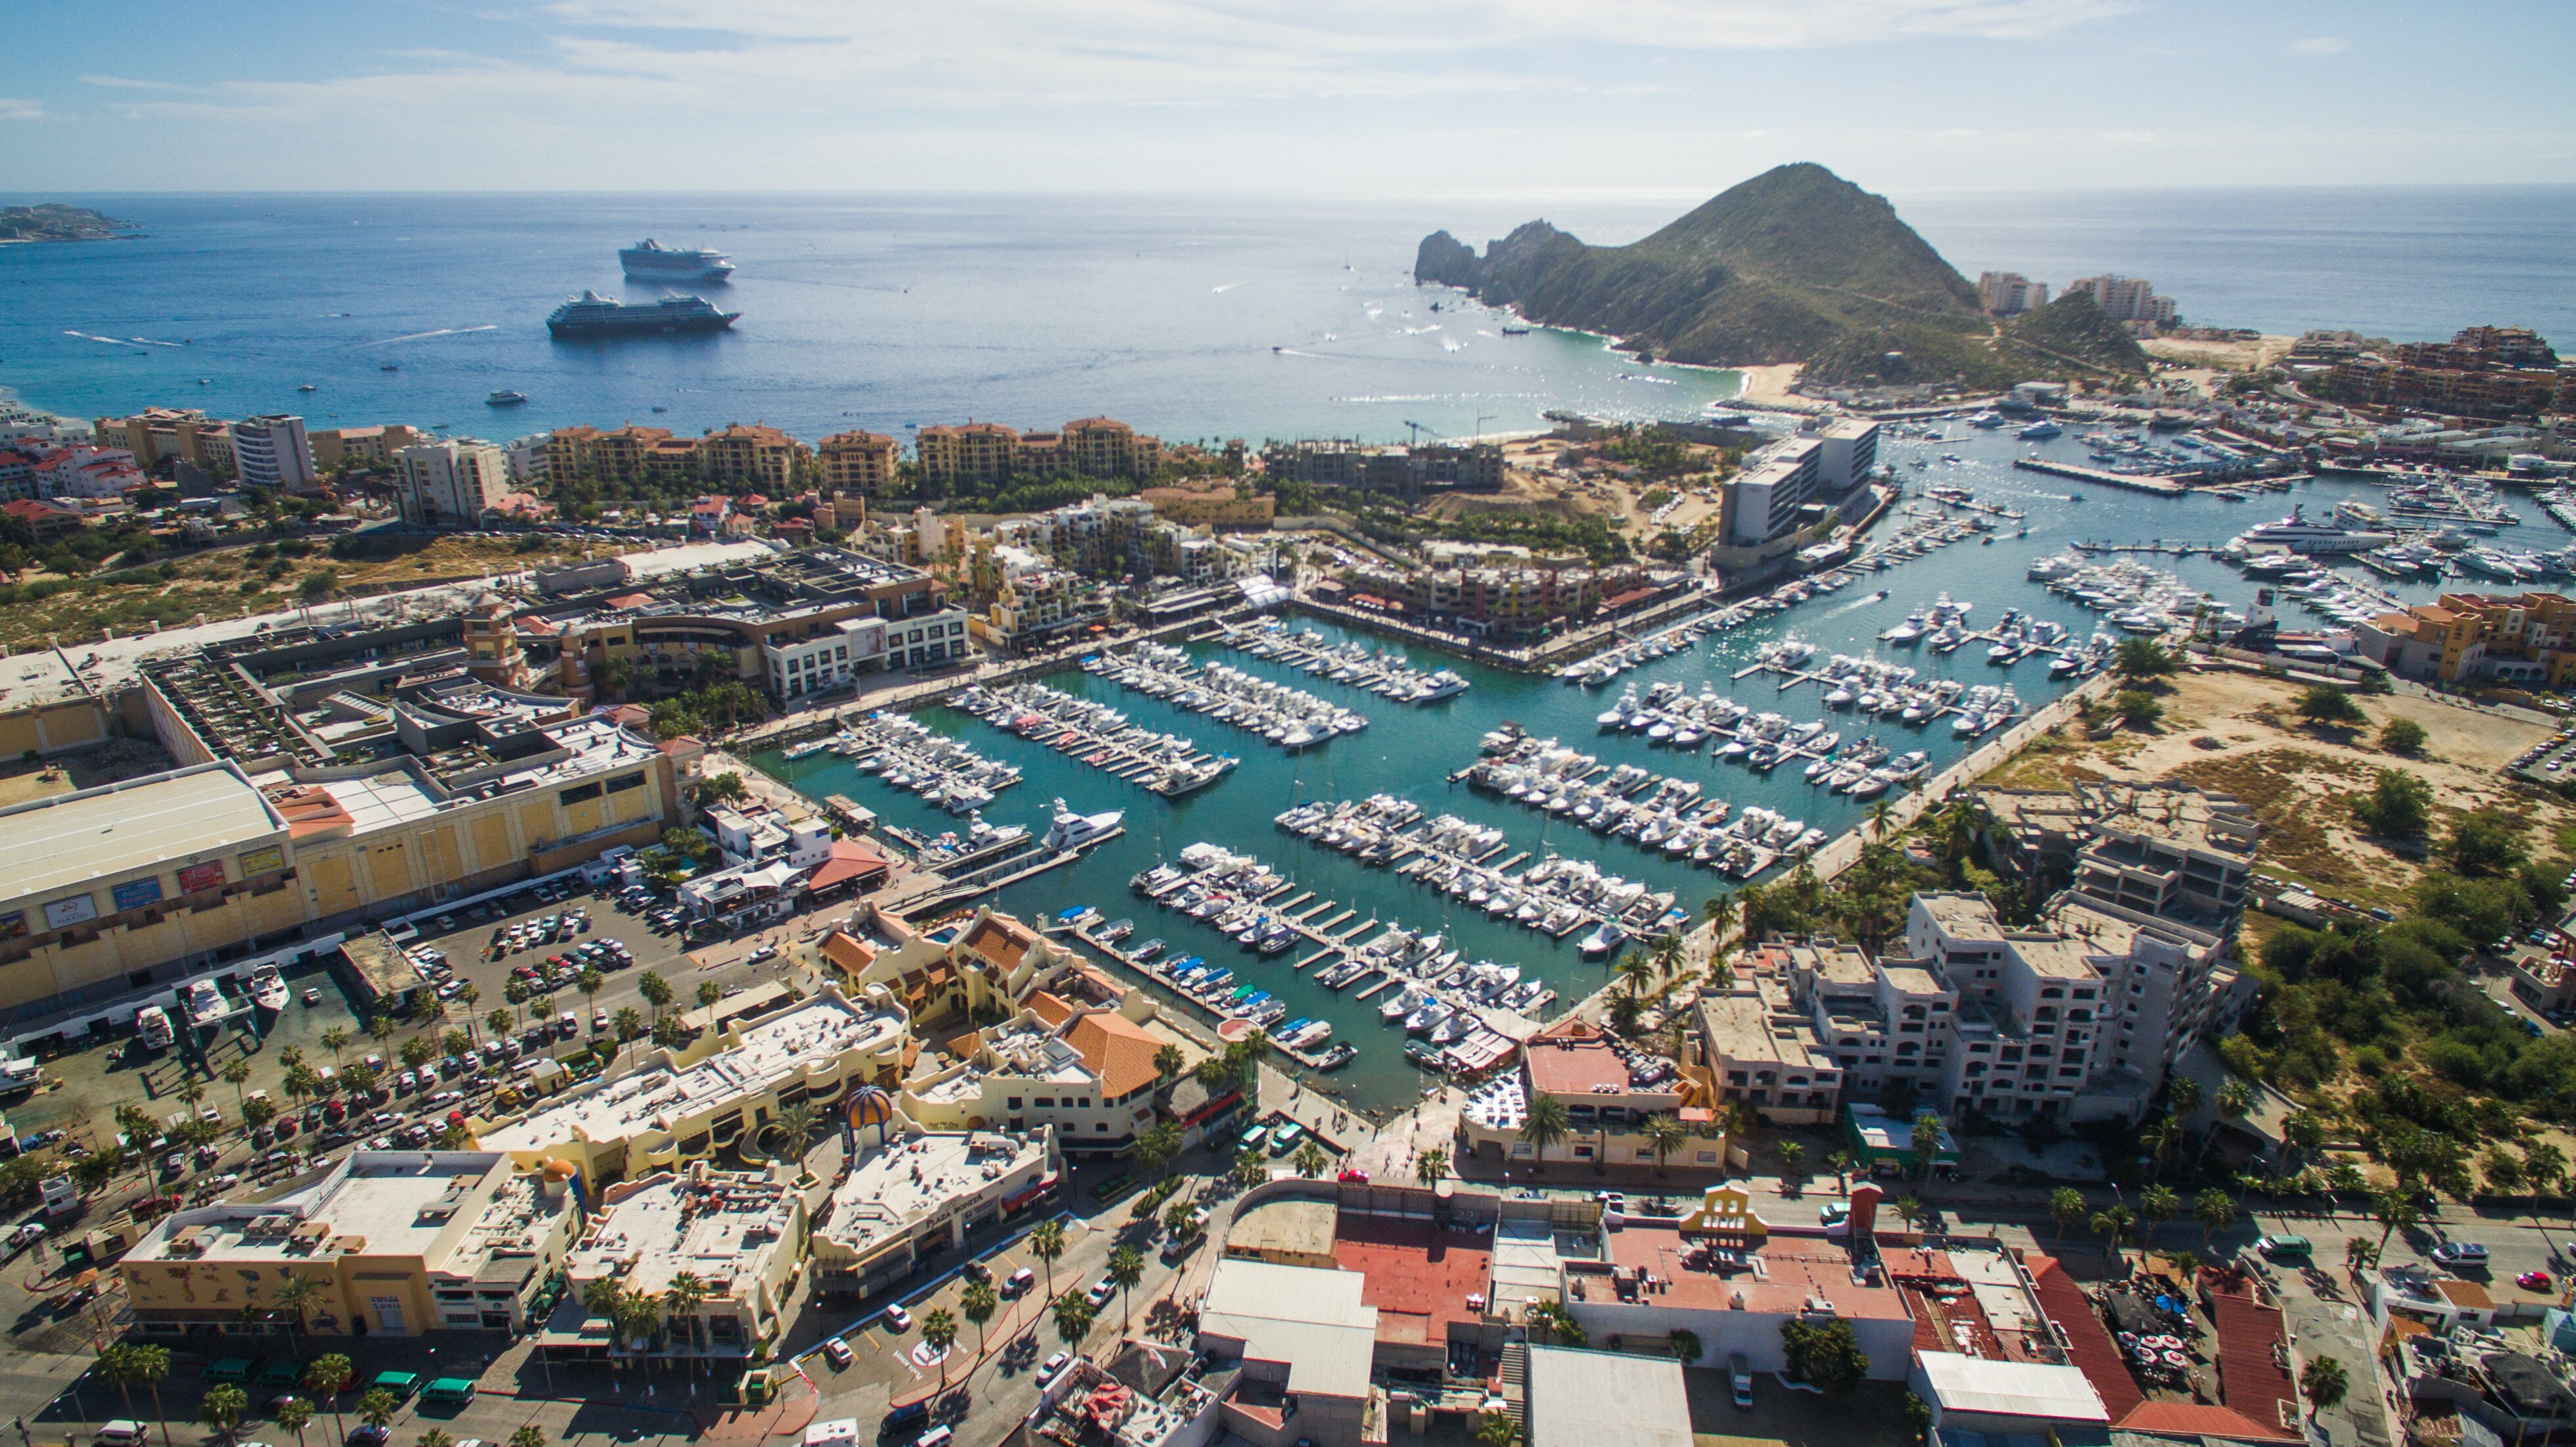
<box><xmin>1269</xmin><ymin>1122</ymin><xmax>1304</xmax><ymax>1157</ymax></box>
<box><xmin>371</xmin><ymin>1371</ymin><xmax>421</xmax><ymax>1401</ymax></box>
<box><xmin>421</xmin><ymin>1379</ymin><xmax>477</xmax><ymax>1409</ymax></box>
<box><xmin>1236</xmin><ymin>1125</ymin><xmax>1268</xmax><ymax>1154</ymax></box>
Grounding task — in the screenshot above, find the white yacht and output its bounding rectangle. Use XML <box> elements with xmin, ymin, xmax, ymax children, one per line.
<box><xmin>1042</xmin><ymin>799</ymin><xmax>1127</xmax><ymax>852</ymax></box>
<box><xmin>249</xmin><ymin>964</ymin><xmax>289</xmax><ymax>1012</ymax></box>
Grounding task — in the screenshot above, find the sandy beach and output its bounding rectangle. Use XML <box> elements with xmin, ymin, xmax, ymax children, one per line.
<box><xmin>1735</xmin><ymin>362</ymin><xmax>1806</xmax><ymax>407</ymax></box>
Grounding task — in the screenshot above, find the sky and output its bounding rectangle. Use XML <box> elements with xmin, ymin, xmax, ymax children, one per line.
<box><xmin>5</xmin><ymin>0</ymin><xmax>2573</xmax><ymax>195</ymax></box>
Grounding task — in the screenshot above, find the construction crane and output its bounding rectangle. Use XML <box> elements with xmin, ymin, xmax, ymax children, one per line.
<box><xmin>1402</xmin><ymin>419</ymin><xmax>1439</xmax><ymax>449</ymax></box>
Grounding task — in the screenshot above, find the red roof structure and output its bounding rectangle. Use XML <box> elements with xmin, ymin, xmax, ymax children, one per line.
<box><xmin>805</xmin><ymin>839</ymin><xmax>891</xmax><ymax>895</ymax></box>
<box><xmin>2203</xmin><ymin>1268</ymin><xmax>2296</xmax><ymax>1436</ymax></box>
<box><xmin>2026</xmin><ymin>1254</ymin><xmax>2145</xmax><ymax>1421</ymax></box>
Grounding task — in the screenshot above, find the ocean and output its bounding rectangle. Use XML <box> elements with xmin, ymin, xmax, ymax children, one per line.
<box><xmin>3</xmin><ymin>187</ymin><xmax>2574</xmax><ymax>446</ymax></box>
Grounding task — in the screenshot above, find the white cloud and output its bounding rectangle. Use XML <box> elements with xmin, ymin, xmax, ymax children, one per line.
<box><xmin>2292</xmin><ymin>36</ymin><xmax>2349</xmax><ymax>55</ymax></box>
<box><xmin>0</xmin><ymin>97</ymin><xmax>48</xmax><ymax>121</ymax></box>
<box><xmin>78</xmin><ymin>74</ymin><xmax>184</xmax><ymax>91</ymax></box>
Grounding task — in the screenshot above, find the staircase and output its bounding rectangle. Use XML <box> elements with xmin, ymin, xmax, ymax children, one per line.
<box><xmin>1499</xmin><ymin>1340</ymin><xmax>1530</xmax><ymax>1432</ymax></box>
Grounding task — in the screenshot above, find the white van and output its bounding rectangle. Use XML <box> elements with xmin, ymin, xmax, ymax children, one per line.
<box><xmin>98</xmin><ymin>1425</ymin><xmax>146</xmax><ymax>1447</ymax></box>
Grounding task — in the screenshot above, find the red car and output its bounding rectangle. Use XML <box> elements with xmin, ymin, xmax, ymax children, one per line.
<box><xmin>1336</xmin><ymin>1168</ymin><xmax>1369</xmax><ymax>1183</ymax></box>
<box><xmin>2516</xmin><ymin>1270</ymin><xmax>2553</xmax><ymax>1291</ymax></box>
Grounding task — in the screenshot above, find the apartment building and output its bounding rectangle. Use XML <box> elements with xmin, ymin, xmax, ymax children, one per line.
<box><xmin>27</xmin><ymin>444</ymin><xmax>146</xmax><ymax>499</ymax></box>
<box><xmin>231</xmin><ymin>415</ymin><xmax>318</xmax><ymax>492</ymax></box>
<box><xmin>2064</xmin><ymin>273</ymin><xmax>2178</xmax><ymax>325</ymax></box>
<box><xmin>1259</xmin><ymin>439</ymin><xmax>1505</xmax><ymax>501</ymax></box>
<box><xmin>311</xmin><ymin>424</ymin><xmax>432</xmax><ymax>470</ymax></box>
<box><xmin>546</xmin><ymin>424</ymin><xmax>675</xmax><ymax>487</ymax></box>
<box><xmin>2360</xmin><ymin>591</ymin><xmax>2576</xmax><ymax>686</ymax></box>
<box><xmin>1775</xmin><ymin>939</ymin><xmax>1950</xmax><ymax>1106</ymax></box>
<box><xmin>563</xmin><ymin>1167</ymin><xmax>808</xmax><ymax>1362</ymax></box>
<box><xmin>1725</xmin><ymin>437</ymin><xmax>1825</xmax><ymax>545</ymax></box>
<box><xmin>395</xmin><ymin>438</ymin><xmax>511</xmax><ymax>526</ymax></box>
<box><xmin>1459</xmin><ymin>1020</ymin><xmax>1722</xmax><ymax>1170</ymax></box>
<box><xmin>1814</xmin><ymin>419</ymin><xmax>1881</xmax><ymax>492</ymax></box>
<box><xmin>505</xmin><ymin>433</ymin><xmax>551</xmax><ymax>485</ymax></box>
<box><xmin>93</xmin><ymin>408</ymin><xmax>232</xmax><ymax>473</ymax></box>
<box><xmin>915</xmin><ymin>422</ymin><xmax>1021</xmax><ymax>490</ymax></box>
<box><xmin>1016</xmin><ymin>416</ymin><xmax>1163</xmax><ymax>481</ymax></box>
<box><xmin>120</xmin><ymin>1152</ymin><xmax>580</xmax><ymax>1337</ymax></box>
<box><xmin>1340</xmin><ymin>560</ymin><xmax>1651</xmax><ymax>640</ymax></box>
<box><xmin>1695</xmin><ymin>983</ymin><xmax>1844</xmax><ymax>1126</ymax></box>
<box><xmin>697</xmin><ymin>423</ymin><xmax>807</xmax><ymax>490</ymax></box>
<box><xmin>818</xmin><ymin>430</ymin><xmax>900</xmax><ymax>497</ymax></box>
<box><xmin>1974</xmin><ymin>783</ymin><xmax>2260</xmax><ymax>932</ymax></box>
<box><xmin>1978</xmin><ymin>272</ymin><xmax>2049</xmax><ymax>316</ymax></box>
<box><xmin>976</xmin><ymin>566</ymin><xmax>1096</xmax><ymax>652</ymax></box>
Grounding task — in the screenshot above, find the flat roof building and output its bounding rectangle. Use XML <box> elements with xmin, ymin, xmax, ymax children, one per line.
<box><xmin>1524</xmin><ymin>1344</ymin><xmax>1692</xmax><ymax>1447</ymax></box>
<box><xmin>121</xmin><ymin>1151</ymin><xmax>579</xmax><ymax>1337</ymax></box>
<box><xmin>560</xmin><ymin>1166</ymin><xmax>807</xmax><ymax>1362</ymax></box>
<box><xmin>810</xmin><ymin>1121</ymin><xmax>1057</xmax><ymax>1296</ymax></box>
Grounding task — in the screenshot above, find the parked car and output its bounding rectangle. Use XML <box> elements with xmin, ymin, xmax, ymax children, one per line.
<box><xmin>881</xmin><ymin>1304</ymin><xmax>913</xmax><ymax>1333</ymax></box>
<box><xmin>1036</xmin><ymin>1351</ymin><xmax>1071</xmax><ymax>1388</ymax></box>
<box><xmin>1004</xmin><ymin>1268</ymin><xmax>1035</xmax><ymax>1298</ymax></box>
<box><xmin>2516</xmin><ymin>1270</ymin><xmax>2553</xmax><ymax>1291</ymax></box>
<box><xmin>822</xmin><ymin>1339</ymin><xmax>853</xmax><ymax>1369</ymax></box>
<box><xmin>2431</xmin><ymin>1242</ymin><xmax>2490</xmax><ymax>1266</ymax></box>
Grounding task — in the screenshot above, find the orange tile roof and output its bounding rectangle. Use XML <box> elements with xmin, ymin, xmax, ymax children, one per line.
<box><xmin>266</xmin><ymin>784</ymin><xmax>354</xmax><ymax>839</ymax></box>
<box><xmin>820</xmin><ymin>932</ymin><xmax>878</xmax><ymax>976</ymax></box>
<box><xmin>1027</xmin><ymin>991</ymin><xmax>1075</xmax><ymax>1028</ymax></box>
<box><xmin>961</xmin><ymin>916</ymin><xmax>1036</xmax><ymax>970</ymax></box>
<box><xmin>1067</xmin><ymin>1011</ymin><xmax>1162</xmax><ymax>1100</ymax></box>
<box><xmin>2119</xmin><ymin>1402</ymin><xmax>2298</xmax><ymax>1441</ymax></box>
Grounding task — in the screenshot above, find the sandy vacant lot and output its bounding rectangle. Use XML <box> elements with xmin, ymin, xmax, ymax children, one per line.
<box><xmin>1981</xmin><ymin>665</ymin><xmax>2568</xmax><ymax>906</ymax></box>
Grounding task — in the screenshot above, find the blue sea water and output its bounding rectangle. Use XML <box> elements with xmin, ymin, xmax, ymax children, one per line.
<box><xmin>3</xmin><ymin>187</ymin><xmax>2573</xmax><ymax>447</ymax></box>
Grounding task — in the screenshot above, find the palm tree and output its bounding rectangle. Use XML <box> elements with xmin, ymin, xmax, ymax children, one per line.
<box><xmin>200</xmin><ymin>1385</ymin><xmax>248</xmax><ymax>1447</ymax></box>
<box><xmin>2141</xmin><ymin>1116</ymin><xmax>2181</xmax><ymax>1183</ymax></box>
<box><xmin>2049</xmin><ymin>1187</ymin><xmax>2086</xmax><ymax>1249</ymax></box>
<box><xmin>2200</xmin><ymin>1078</ymin><xmax>2254</xmax><ymax>1172</ymax></box>
<box><xmin>509</xmin><ymin>1428</ymin><xmax>548</xmax><ymax>1447</ymax></box>
<box><xmin>319</xmin><ymin>1027</ymin><xmax>350</xmax><ymax>1066</ymax></box>
<box><xmin>1643</xmin><ymin>1114</ymin><xmax>1687</xmax><ymax>1175</ymax></box>
<box><xmin>417</xmin><ymin>1431</ymin><xmax>454</xmax><ymax>1447</ymax></box>
<box><xmin>2165</xmin><ymin>1073</ymin><xmax>2203</xmax><ymax>1126</ymax></box>
<box><xmin>921</xmin><ymin>1307</ymin><xmax>959</xmax><ymax>1391</ymax></box>
<box><xmin>1153</xmin><ymin>1043</ymin><xmax>1186</xmax><ymax>1085</ymax></box>
<box><xmin>960</xmin><ymin>1280</ymin><xmax>998</xmax><ymax>1364</ymax></box>
<box><xmin>1107</xmin><ymin>1245</ymin><xmax>1144</xmax><ymax>1331</ymax></box>
<box><xmin>1520</xmin><ymin>1093</ymin><xmax>1571</xmax><ymax>1167</ymax></box>
<box><xmin>366</xmin><ymin>1014</ymin><xmax>397</xmax><ymax>1047</ymax></box>
<box><xmin>2300</xmin><ymin>1356</ymin><xmax>2348</xmax><ymax>1413</ymax></box>
<box><xmin>1828</xmin><ymin>1149</ymin><xmax>1852</xmax><ymax>1195</ymax></box>
<box><xmin>1909</xmin><ymin>1112</ymin><xmax>1945</xmax><ymax>1179</ymax></box>
<box><xmin>273</xmin><ymin>1273</ymin><xmax>323</xmax><ymax>1340</ymax></box>
<box><xmin>2372</xmin><ymin>1188</ymin><xmax>2420</xmax><ymax>1249</ymax></box>
<box><xmin>2138</xmin><ymin>1185</ymin><xmax>2179</xmax><ymax>1248</ymax></box>
<box><xmin>1292</xmin><ymin>1139</ymin><xmax>1328</xmax><ymax>1179</ymax></box>
<box><xmin>578</xmin><ymin>968</ymin><xmax>606</xmax><ymax>1018</ymax></box>
<box><xmin>1416</xmin><ymin>1149</ymin><xmax>1449</xmax><ymax>1189</ymax></box>
<box><xmin>1051</xmin><ymin>1290</ymin><xmax>1096</xmax><ymax>1351</ymax></box>
<box><xmin>222</xmin><ymin>1058</ymin><xmax>253</xmax><ymax>1114</ymax></box>
<box><xmin>1615</xmin><ymin>951</ymin><xmax>1655</xmax><ymax>1009</ymax></box>
<box><xmin>1894</xmin><ymin>1195</ymin><xmax>1932</xmax><ymax>1233</ymax></box>
<box><xmin>128</xmin><ymin>1342</ymin><xmax>173</xmax><ymax>1447</ymax></box>
<box><xmin>2194</xmin><ymin>1188</ymin><xmax>2235</xmax><ymax>1250</ymax></box>
<box><xmin>1476</xmin><ymin>1410</ymin><xmax>1518</xmax><ymax>1447</ymax></box>
<box><xmin>2090</xmin><ymin>1205</ymin><xmax>2136</xmax><ymax>1271</ymax></box>
<box><xmin>304</xmin><ymin>1354</ymin><xmax>352</xmax><ymax>1446</ymax></box>
<box><xmin>1029</xmin><ymin>1219</ymin><xmax>1067</xmax><ymax>1301</ymax></box>
<box><xmin>2343</xmin><ymin>1235</ymin><xmax>2379</xmax><ymax>1282</ymax></box>
<box><xmin>1230</xmin><ymin>1147</ymin><xmax>1269</xmax><ymax>1188</ymax></box>
<box><xmin>665</xmin><ymin>1269</ymin><xmax>709</xmax><ymax>1369</ymax></box>
<box><xmin>1779</xmin><ymin>1140</ymin><xmax>1806</xmax><ymax>1179</ymax></box>
<box><xmin>356</xmin><ymin>1389</ymin><xmax>399</xmax><ymax>1435</ymax></box>
<box><xmin>485</xmin><ymin>1008</ymin><xmax>513</xmax><ymax>1044</ymax></box>
<box><xmin>276</xmin><ymin>1400</ymin><xmax>314</xmax><ymax>1447</ymax></box>
<box><xmin>639</xmin><ymin>970</ymin><xmax>674</xmax><ymax>1021</ymax></box>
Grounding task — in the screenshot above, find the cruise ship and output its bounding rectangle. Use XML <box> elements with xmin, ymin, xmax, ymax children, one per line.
<box><xmin>619</xmin><ymin>239</ymin><xmax>735</xmax><ymax>281</ymax></box>
<box><xmin>2224</xmin><ymin>504</ymin><xmax>2394</xmax><ymax>556</ymax></box>
<box><xmin>546</xmin><ymin>291</ymin><xmax>739</xmax><ymax>339</ymax></box>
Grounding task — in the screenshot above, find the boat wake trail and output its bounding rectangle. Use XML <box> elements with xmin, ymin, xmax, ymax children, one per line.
<box><xmin>359</xmin><ymin>324</ymin><xmax>498</xmax><ymax>347</ymax></box>
<box><xmin>1211</xmin><ymin>280</ymin><xmax>1250</xmax><ymax>293</ymax></box>
<box><xmin>1832</xmin><ymin>593</ymin><xmax>1886</xmax><ymax>616</ymax></box>
<box><xmin>62</xmin><ymin>330</ymin><xmax>141</xmax><ymax>346</ymax></box>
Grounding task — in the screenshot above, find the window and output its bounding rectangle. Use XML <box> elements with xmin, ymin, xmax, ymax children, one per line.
<box><xmin>1035</xmin><ymin>1097</ymin><xmax>1054</xmax><ymax>1108</ymax></box>
<box><xmin>1094</xmin><ymin>1122</ymin><xmax>1108</xmax><ymax>1132</ymax></box>
<box><xmin>558</xmin><ymin>782</ymin><xmax>604</xmax><ymax>806</ymax></box>
<box><xmin>1007</xmin><ymin>1097</ymin><xmax>1023</xmax><ymax>1110</ymax></box>
<box><xmin>605</xmin><ymin>772</ymin><xmax>645</xmax><ymax>795</ymax></box>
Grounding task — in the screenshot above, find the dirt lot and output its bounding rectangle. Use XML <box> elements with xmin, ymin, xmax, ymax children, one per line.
<box><xmin>1</xmin><ymin>533</ymin><xmax>605</xmax><ymax>649</ymax></box>
<box><xmin>1979</xmin><ymin>665</ymin><xmax>2569</xmax><ymax>906</ymax></box>
<box><xmin>2140</xmin><ymin>334</ymin><xmax>2296</xmax><ymax>373</ymax></box>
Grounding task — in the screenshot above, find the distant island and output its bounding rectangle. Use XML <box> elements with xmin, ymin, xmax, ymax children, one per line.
<box><xmin>1415</xmin><ymin>162</ymin><xmax>2145</xmax><ymax>389</ymax></box>
<box><xmin>0</xmin><ymin>204</ymin><xmax>136</xmax><ymax>243</ymax></box>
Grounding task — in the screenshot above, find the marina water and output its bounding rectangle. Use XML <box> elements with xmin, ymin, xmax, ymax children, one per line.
<box><xmin>759</xmin><ymin>424</ymin><xmax>2533</xmax><ymax>1116</ymax></box>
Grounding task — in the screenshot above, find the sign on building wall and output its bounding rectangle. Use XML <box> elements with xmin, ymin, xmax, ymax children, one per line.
<box><xmin>0</xmin><ymin>912</ymin><xmax>24</xmax><ymax>941</ymax></box>
<box><xmin>110</xmin><ymin>878</ymin><xmax>164</xmax><ymax>913</ymax></box>
<box><xmin>40</xmin><ymin>895</ymin><xmax>97</xmax><ymax>930</ymax></box>
<box><xmin>176</xmin><ymin>861</ymin><xmax>227</xmax><ymax>895</ymax></box>
<box><xmin>235</xmin><ymin>845</ymin><xmax>286</xmax><ymax>876</ymax></box>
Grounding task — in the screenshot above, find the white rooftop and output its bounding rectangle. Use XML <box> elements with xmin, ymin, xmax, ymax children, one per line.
<box><xmin>0</xmin><ymin>763</ymin><xmax>284</xmax><ymax>905</ymax></box>
<box><xmin>1198</xmin><ymin>1258</ymin><xmax>1376</xmax><ymax>1401</ymax></box>
<box><xmin>481</xmin><ymin>992</ymin><xmax>902</xmax><ymax>1153</ymax></box>
<box><xmin>817</xmin><ymin>1130</ymin><xmax>1049</xmax><ymax>1256</ymax></box>
<box><xmin>126</xmin><ymin>1152</ymin><xmax>533</xmax><ymax>1268</ymax></box>
<box><xmin>1525</xmin><ymin>1345</ymin><xmax>1692</xmax><ymax>1447</ymax></box>
<box><xmin>1915</xmin><ymin>1352</ymin><xmax>2109</xmax><ymax>1423</ymax></box>
<box><xmin>567</xmin><ymin>1172</ymin><xmax>797</xmax><ymax>1302</ymax></box>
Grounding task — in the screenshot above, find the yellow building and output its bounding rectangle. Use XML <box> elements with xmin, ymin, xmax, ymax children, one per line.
<box><xmin>818</xmin><ymin>431</ymin><xmax>900</xmax><ymax>496</ymax></box>
<box><xmin>697</xmin><ymin>423</ymin><xmax>807</xmax><ymax>490</ymax></box>
<box><xmin>473</xmin><ymin>987</ymin><xmax>912</xmax><ymax>1183</ymax></box>
<box><xmin>547</xmin><ymin>424</ymin><xmax>675</xmax><ymax>488</ymax></box>
<box><xmin>916</xmin><ymin>423</ymin><xmax>1020</xmax><ymax>490</ymax></box>
<box><xmin>560</xmin><ymin>1167</ymin><xmax>808</xmax><ymax>1362</ymax></box>
<box><xmin>120</xmin><ymin>1151</ymin><xmax>580</xmax><ymax>1338</ymax></box>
